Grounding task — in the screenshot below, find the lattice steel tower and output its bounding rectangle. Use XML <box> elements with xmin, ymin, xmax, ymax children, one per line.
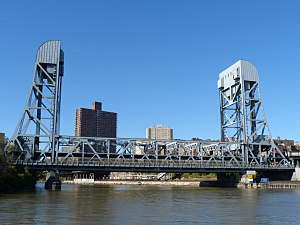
<box><xmin>218</xmin><ymin>60</ymin><xmax>289</xmax><ymax>166</ymax></box>
<box><xmin>6</xmin><ymin>41</ymin><xmax>64</xmax><ymax>163</ymax></box>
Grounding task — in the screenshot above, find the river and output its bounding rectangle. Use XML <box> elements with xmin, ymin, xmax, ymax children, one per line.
<box><xmin>0</xmin><ymin>183</ymin><xmax>300</xmax><ymax>224</ymax></box>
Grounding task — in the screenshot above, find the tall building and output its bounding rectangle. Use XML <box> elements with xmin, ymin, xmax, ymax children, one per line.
<box><xmin>75</xmin><ymin>101</ymin><xmax>117</xmax><ymax>152</ymax></box>
<box><xmin>146</xmin><ymin>124</ymin><xmax>173</xmax><ymax>140</ymax></box>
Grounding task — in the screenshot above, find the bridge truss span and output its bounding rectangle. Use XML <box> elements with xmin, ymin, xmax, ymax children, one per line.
<box><xmin>9</xmin><ymin>136</ymin><xmax>293</xmax><ymax>172</ymax></box>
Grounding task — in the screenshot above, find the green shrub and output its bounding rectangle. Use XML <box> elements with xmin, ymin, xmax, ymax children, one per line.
<box><xmin>0</xmin><ymin>136</ymin><xmax>36</xmax><ymax>192</ymax></box>
<box><xmin>180</xmin><ymin>173</ymin><xmax>217</xmax><ymax>179</ymax></box>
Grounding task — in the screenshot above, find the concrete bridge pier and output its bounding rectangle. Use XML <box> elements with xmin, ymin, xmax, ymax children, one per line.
<box><xmin>216</xmin><ymin>171</ymin><xmax>257</xmax><ymax>187</ymax></box>
<box><xmin>216</xmin><ymin>173</ymin><xmax>243</xmax><ymax>187</ymax></box>
<box><xmin>217</xmin><ymin>170</ymin><xmax>295</xmax><ymax>188</ymax></box>
<box><xmin>45</xmin><ymin>171</ymin><xmax>61</xmax><ymax>190</ymax></box>
<box><xmin>292</xmin><ymin>167</ymin><xmax>300</xmax><ymax>181</ymax></box>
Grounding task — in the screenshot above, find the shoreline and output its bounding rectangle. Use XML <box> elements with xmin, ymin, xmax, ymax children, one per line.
<box><xmin>63</xmin><ymin>179</ymin><xmax>216</xmax><ymax>187</ymax></box>
<box><xmin>62</xmin><ymin>179</ymin><xmax>300</xmax><ymax>189</ymax></box>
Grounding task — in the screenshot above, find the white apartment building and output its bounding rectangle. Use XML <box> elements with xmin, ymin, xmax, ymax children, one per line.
<box><xmin>146</xmin><ymin>124</ymin><xmax>173</xmax><ymax>140</ymax></box>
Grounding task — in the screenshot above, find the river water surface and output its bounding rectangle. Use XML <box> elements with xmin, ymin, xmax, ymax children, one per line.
<box><xmin>1</xmin><ymin>183</ymin><xmax>300</xmax><ymax>224</ymax></box>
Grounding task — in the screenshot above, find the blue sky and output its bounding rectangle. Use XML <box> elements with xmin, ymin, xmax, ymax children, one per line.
<box><xmin>0</xmin><ymin>0</ymin><xmax>299</xmax><ymax>141</ymax></box>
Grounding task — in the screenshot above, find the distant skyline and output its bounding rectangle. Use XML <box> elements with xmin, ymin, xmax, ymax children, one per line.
<box><xmin>0</xmin><ymin>1</ymin><xmax>299</xmax><ymax>141</ymax></box>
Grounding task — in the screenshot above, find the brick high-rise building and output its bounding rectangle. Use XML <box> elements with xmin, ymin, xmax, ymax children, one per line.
<box><xmin>75</xmin><ymin>101</ymin><xmax>117</xmax><ymax>152</ymax></box>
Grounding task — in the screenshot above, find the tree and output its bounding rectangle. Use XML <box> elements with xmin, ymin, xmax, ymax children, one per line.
<box><xmin>0</xmin><ymin>133</ymin><xmax>6</xmax><ymax>168</ymax></box>
<box><xmin>0</xmin><ymin>133</ymin><xmax>37</xmax><ymax>192</ymax></box>
<box><xmin>0</xmin><ymin>133</ymin><xmax>5</xmax><ymax>151</ymax></box>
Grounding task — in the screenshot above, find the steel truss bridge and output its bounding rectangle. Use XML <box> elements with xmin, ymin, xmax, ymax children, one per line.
<box><xmin>12</xmin><ymin>136</ymin><xmax>293</xmax><ymax>173</ymax></box>
<box><xmin>5</xmin><ymin>41</ymin><xmax>294</xmax><ymax>174</ymax></box>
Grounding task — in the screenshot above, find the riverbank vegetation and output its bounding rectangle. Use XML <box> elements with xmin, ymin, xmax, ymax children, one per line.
<box><xmin>0</xmin><ymin>135</ymin><xmax>37</xmax><ymax>192</ymax></box>
<box><xmin>179</xmin><ymin>173</ymin><xmax>217</xmax><ymax>179</ymax></box>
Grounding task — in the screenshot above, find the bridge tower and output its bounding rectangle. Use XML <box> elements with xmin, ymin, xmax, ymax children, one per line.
<box><xmin>218</xmin><ymin>60</ymin><xmax>289</xmax><ymax>166</ymax></box>
<box><xmin>5</xmin><ymin>41</ymin><xmax>64</xmax><ymax>163</ymax></box>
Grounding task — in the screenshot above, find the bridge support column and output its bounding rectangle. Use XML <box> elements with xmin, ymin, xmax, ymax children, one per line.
<box><xmin>217</xmin><ymin>173</ymin><xmax>242</xmax><ymax>187</ymax></box>
<box><xmin>237</xmin><ymin>171</ymin><xmax>258</xmax><ymax>188</ymax></box>
<box><xmin>292</xmin><ymin>167</ymin><xmax>300</xmax><ymax>181</ymax></box>
<box><xmin>45</xmin><ymin>171</ymin><xmax>61</xmax><ymax>190</ymax></box>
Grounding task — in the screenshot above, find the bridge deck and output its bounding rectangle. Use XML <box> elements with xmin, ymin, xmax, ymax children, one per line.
<box><xmin>13</xmin><ymin>160</ymin><xmax>294</xmax><ymax>173</ymax></box>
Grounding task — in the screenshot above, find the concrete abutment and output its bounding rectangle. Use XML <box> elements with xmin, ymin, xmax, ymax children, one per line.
<box><xmin>45</xmin><ymin>172</ymin><xmax>61</xmax><ymax>190</ymax></box>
